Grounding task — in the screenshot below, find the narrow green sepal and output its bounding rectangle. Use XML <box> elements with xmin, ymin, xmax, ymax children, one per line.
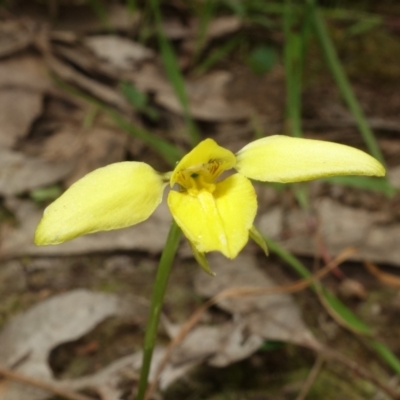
<box><xmin>190</xmin><ymin>242</ymin><xmax>216</xmax><ymax>276</ymax></box>
<box><xmin>249</xmin><ymin>225</ymin><xmax>269</xmax><ymax>256</ymax></box>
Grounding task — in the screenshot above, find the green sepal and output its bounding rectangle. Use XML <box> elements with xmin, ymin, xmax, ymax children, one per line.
<box><xmin>249</xmin><ymin>225</ymin><xmax>269</xmax><ymax>256</ymax></box>
<box><xmin>190</xmin><ymin>242</ymin><xmax>216</xmax><ymax>276</ymax></box>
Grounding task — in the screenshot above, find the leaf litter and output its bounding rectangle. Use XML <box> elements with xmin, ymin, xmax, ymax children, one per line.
<box><xmin>0</xmin><ymin>289</ymin><xmax>149</xmax><ymax>400</ymax></box>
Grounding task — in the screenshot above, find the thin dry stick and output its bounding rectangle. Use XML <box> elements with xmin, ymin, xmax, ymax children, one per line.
<box><xmin>145</xmin><ymin>248</ymin><xmax>356</xmax><ymax>400</ymax></box>
<box><xmin>295</xmin><ymin>355</ymin><xmax>325</xmax><ymax>400</ymax></box>
<box><xmin>364</xmin><ymin>260</ymin><xmax>400</xmax><ymax>288</ymax></box>
<box><xmin>0</xmin><ymin>365</ymin><xmax>94</xmax><ymax>400</ymax></box>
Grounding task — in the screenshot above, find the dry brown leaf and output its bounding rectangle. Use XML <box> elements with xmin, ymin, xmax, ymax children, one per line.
<box><xmin>161</xmin><ymin>15</ymin><xmax>240</xmax><ymax>42</ymax></box>
<box><xmin>0</xmin><ymin>19</ymin><xmax>37</xmax><ymax>58</ymax></box>
<box><xmin>127</xmin><ymin>63</ymin><xmax>174</xmax><ymax>93</ymax></box>
<box><xmin>0</xmin><ymin>199</ymin><xmax>172</xmax><ymax>259</ymax></box>
<box><xmin>65</xmin><ymin>347</ymin><xmax>193</xmax><ymax>398</ymax></box>
<box><xmin>258</xmin><ymin>197</ymin><xmax>400</xmax><ymax>265</ymax></box>
<box><xmin>169</xmin><ymin>322</ymin><xmax>263</xmax><ymax>369</ymax></box>
<box><xmin>0</xmin><ymin>290</ymin><xmax>197</xmax><ymax>399</ymax></box>
<box><xmin>66</xmin><ymin>127</ymin><xmax>128</xmax><ymax>184</ymax></box>
<box><xmin>0</xmin><ymin>55</ymin><xmax>51</xmax><ymax>92</ymax></box>
<box><xmin>84</xmin><ymin>35</ymin><xmax>154</xmax><ymax>70</ymax></box>
<box><xmin>0</xmin><ymin>289</ymin><xmax>149</xmax><ymax>400</ymax></box>
<box><xmin>41</xmin><ymin>126</ymin><xmax>86</xmax><ymax>161</ymax></box>
<box><xmin>53</xmin><ymin>44</ymin><xmax>120</xmax><ymax>80</ymax></box>
<box><xmin>161</xmin><ymin>18</ymin><xmax>193</xmax><ymax>39</ymax></box>
<box><xmin>194</xmin><ymin>253</ymin><xmax>317</xmax><ymax>347</ymax></box>
<box><xmin>205</xmin><ymin>16</ymin><xmax>242</xmax><ymax>40</ymax></box>
<box><xmin>128</xmin><ymin>66</ymin><xmax>253</xmax><ymax>121</ymax></box>
<box><xmin>42</xmin><ymin>125</ymin><xmax>128</xmax><ymax>185</ymax></box>
<box><xmin>0</xmin><ymin>89</ymin><xmax>43</xmax><ymax>149</ymax></box>
<box><xmin>55</xmin><ymin>4</ymin><xmax>141</xmax><ymax>33</ymax></box>
<box><xmin>155</xmin><ymin>71</ymin><xmax>253</xmax><ymax>121</ymax></box>
<box><xmin>42</xmin><ymin>53</ymin><xmax>131</xmax><ymax>113</ymax></box>
<box><xmin>0</xmin><ymin>150</ymin><xmax>74</xmax><ymax>196</ymax></box>
<box><xmin>388</xmin><ymin>165</ymin><xmax>400</xmax><ymax>188</ymax></box>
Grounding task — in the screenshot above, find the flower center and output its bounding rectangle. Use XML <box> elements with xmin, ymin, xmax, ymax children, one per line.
<box><xmin>174</xmin><ymin>159</ymin><xmax>223</xmax><ymax>196</ymax></box>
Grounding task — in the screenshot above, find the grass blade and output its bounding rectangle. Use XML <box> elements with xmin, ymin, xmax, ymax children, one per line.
<box><xmin>306</xmin><ymin>0</ymin><xmax>385</xmax><ymax>166</ymax></box>
<box><xmin>54</xmin><ymin>77</ymin><xmax>182</xmax><ymax>167</ymax></box>
<box><xmin>283</xmin><ymin>0</ymin><xmax>303</xmax><ymax>138</ymax></box>
<box><xmin>150</xmin><ymin>0</ymin><xmax>201</xmax><ymax>146</ymax></box>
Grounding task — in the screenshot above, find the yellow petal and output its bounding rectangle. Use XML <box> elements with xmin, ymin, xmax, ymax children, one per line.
<box><xmin>168</xmin><ymin>174</ymin><xmax>257</xmax><ymax>259</ymax></box>
<box><xmin>170</xmin><ymin>138</ymin><xmax>236</xmax><ymax>188</ymax></box>
<box><xmin>235</xmin><ymin>135</ymin><xmax>385</xmax><ymax>183</ymax></box>
<box><xmin>35</xmin><ymin>162</ymin><xmax>165</xmax><ymax>245</ymax></box>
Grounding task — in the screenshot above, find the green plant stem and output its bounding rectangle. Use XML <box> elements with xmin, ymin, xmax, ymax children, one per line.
<box><xmin>136</xmin><ymin>221</ymin><xmax>182</xmax><ymax>400</ymax></box>
<box><xmin>306</xmin><ymin>0</ymin><xmax>385</xmax><ymax>166</ymax></box>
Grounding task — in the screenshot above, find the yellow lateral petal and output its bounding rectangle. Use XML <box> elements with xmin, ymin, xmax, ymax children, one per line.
<box><xmin>235</xmin><ymin>135</ymin><xmax>385</xmax><ymax>183</ymax></box>
<box><xmin>168</xmin><ymin>174</ymin><xmax>257</xmax><ymax>259</ymax></box>
<box><xmin>170</xmin><ymin>138</ymin><xmax>236</xmax><ymax>188</ymax></box>
<box><xmin>35</xmin><ymin>162</ymin><xmax>165</xmax><ymax>245</ymax></box>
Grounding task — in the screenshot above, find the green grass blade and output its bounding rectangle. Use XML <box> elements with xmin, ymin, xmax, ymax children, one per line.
<box><xmin>109</xmin><ymin>111</ymin><xmax>182</xmax><ymax>166</ymax></box>
<box><xmin>318</xmin><ymin>287</ymin><xmax>371</xmax><ymax>335</ymax></box>
<box><xmin>193</xmin><ymin>0</ymin><xmax>217</xmax><ymax>61</ymax></box>
<box><xmin>150</xmin><ymin>0</ymin><xmax>201</xmax><ymax>146</ymax></box>
<box><xmin>306</xmin><ymin>1</ymin><xmax>385</xmax><ymax>166</ymax></box>
<box><xmin>264</xmin><ymin>236</ymin><xmax>400</xmax><ymax>374</ymax></box>
<box><xmin>283</xmin><ymin>0</ymin><xmax>303</xmax><ymax>138</ymax></box>
<box><xmin>194</xmin><ymin>36</ymin><xmax>241</xmax><ymax>76</ymax></box>
<box><xmin>283</xmin><ymin>2</ymin><xmax>314</xmax><ymax>209</ymax></box>
<box><xmin>369</xmin><ymin>339</ymin><xmax>400</xmax><ymax>376</ymax></box>
<box><xmin>120</xmin><ymin>81</ymin><xmax>160</xmax><ymax>121</ymax></box>
<box><xmin>265</xmin><ymin>236</ymin><xmax>370</xmax><ymax>334</ymax></box>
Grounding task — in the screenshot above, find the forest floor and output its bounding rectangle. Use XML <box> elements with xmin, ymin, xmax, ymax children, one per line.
<box><xmin>1</xmin><ymin>1</ymin><xmax>400</xmax><ymax>399</ymax></box>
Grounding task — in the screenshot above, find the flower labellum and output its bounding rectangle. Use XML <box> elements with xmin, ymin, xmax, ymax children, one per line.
<box><xmin>35</xmin><ymin>136</ymin><xmax>385</xmax><ymax>264</ymax></box>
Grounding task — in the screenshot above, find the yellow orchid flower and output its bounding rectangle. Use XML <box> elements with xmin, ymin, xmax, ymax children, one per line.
<box><xmin>35</xmin><ymin>135</ymin><xmax>385</xmax><ymax>260</ymax></box>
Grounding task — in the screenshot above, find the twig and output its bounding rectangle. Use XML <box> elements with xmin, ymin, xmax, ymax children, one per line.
<box><xmin>295</xmin><ymin>355</ymin><xmax>325</xmax><ymax>400</ymax></box>
<box><xmin>0</xmin><ymin>365</ymin><xmax>94</xmax><ymax>400</ymax></box>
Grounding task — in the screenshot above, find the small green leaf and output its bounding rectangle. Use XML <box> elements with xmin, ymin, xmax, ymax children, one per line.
<box><xmin>120</xmin><ymin>82</ymin><xmax>160</xmax><ymax>121</ymax></box>
<box><xmin>247</xmin><ymin>45</ymin><xmax>277</xmax><ymax>75</ymax></box>
<box><xmin>120</xmin><ymin>81</ymin><xmax>148</xmax><ymax>109</ymax></box>
<box><xmin>250</xmin><ymin>225</ymin><xmax>269</xmax><ymax>256</ymax></box>
<box><xmin>260</xmin><ymin>340</ymin><xmax>285</xmax><ymax>351</ymax></box>
<box><xmin>30</xmin><ymin>186</ymin><xmax>62</xmax><ymax>203</ymax></box>
<box><xmin>190</xmin><ymin>243</ymin><xmax>216</xmax><ymax>276</ymax></box>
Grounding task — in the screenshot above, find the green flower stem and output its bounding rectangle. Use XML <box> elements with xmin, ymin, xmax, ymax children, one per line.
<box><xmin>136</xmin><ymin>221</ymin><xmax>181</xmax><ymax>400</ymax></box>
